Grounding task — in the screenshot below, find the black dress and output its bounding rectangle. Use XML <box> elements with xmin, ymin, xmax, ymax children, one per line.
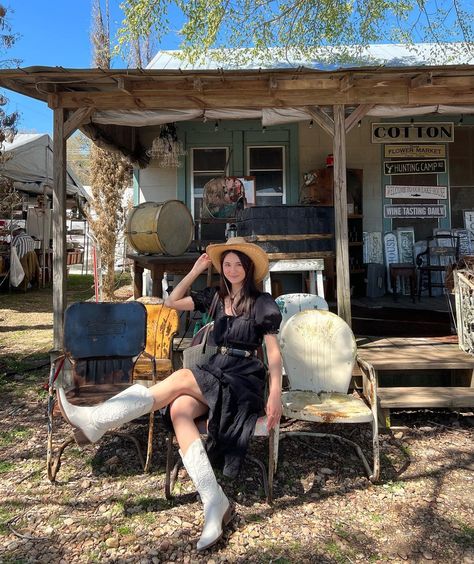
<box><xmin>189</xmin><ymin>286</ymin><xmax>282</xmax><ymax>479</ymax></box>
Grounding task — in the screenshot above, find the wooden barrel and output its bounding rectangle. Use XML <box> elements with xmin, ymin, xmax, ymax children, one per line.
<box><xmin>125</xmin><ymin>200</ymin><xmax>194</xmax><ymax>256</ymax></box>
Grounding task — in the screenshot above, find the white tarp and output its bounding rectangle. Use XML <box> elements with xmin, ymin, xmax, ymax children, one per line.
<box><xmin>91</xmin><ymin>104</ymin><xmax>474</xmax><ymax>128</ymax></box>
<box><xmin>1</xmin><ymin>133</ymin><xmax>89</xmax><ymax>201</ymax></box>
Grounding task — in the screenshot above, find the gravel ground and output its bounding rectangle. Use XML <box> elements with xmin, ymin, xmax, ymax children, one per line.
<box><xmin>0</xmin><ymin>373</ymin><xmax>473</xmax><ymax>564</ymax></box>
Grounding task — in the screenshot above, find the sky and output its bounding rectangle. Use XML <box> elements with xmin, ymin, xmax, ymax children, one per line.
<box><xmin>4</xmin><ymin>0</ymin><xmax>181</xmax><ymax>135</ymax></box>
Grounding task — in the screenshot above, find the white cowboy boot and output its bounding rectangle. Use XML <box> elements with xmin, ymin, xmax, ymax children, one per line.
<box><xmin>57</xmin><ymin>384</ymin><xmax>154</xmax><ymax>444</ymax></box>
<box><xmin>181</xmin><ymin>439</ymin><xmax>233</xmax><ymax>551</ymax></box>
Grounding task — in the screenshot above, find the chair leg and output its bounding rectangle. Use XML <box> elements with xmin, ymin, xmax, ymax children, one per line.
<box><xmin>165</xmin><ymin>431</ymin><xmax>176</xmax><ymax>499</ymax></box>
<box><xmin>267</xmin><ymin>428</ymin><xmax>275</xmax><ymax>504</ymax></box>
<box><xmin>144</xmin><ymin>411</ymin><xmax>154</xmax><ymax>473</ymax></box>
<box><xmin>371</xmin><ymin>418</ymin><xmax>380</xmax><ymax>482</ymax></box>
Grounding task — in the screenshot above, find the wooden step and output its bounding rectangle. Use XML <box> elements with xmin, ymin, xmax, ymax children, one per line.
<box><xmin>378</xmin><ymin>386</ymin><xmax>474</xmax><ymax>409</ymax></box>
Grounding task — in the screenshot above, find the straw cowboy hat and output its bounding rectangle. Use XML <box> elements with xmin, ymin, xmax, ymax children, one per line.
<box><xmin>206</xmin><ymin>237</ymin><xmax>269</xmax><ymax>283</ymax></box>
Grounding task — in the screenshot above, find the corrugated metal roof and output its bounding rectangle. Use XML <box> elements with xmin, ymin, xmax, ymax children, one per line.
<box><xmin>147</xmin><ymin>43</ymin><xmax>474</xmax><ymax>71</ymax></box>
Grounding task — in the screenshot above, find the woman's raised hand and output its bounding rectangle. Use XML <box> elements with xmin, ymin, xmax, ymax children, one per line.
<box><xmin>192</xmin><ymin>252</ymin><xmax>213</xmax><ymax>275</ymax></box>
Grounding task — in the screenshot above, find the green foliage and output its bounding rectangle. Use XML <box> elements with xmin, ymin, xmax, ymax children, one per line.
<box><xmin>116</xmin><ymin>0</ymin><xmax>474</xmax><ymax>66</ymax></box>
<box><xmin>0</xmin><ymin>427</ymin><xmax>30</xmax><ymax>447</ymax></box>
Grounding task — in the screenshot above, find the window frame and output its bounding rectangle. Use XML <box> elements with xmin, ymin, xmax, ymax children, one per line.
<box><xmin>190</xmin><ymin>146</ymin><xmax>229</xmax><ymax>217</ymax></box>
<box><xmin>245</xmin><ymin>145</ymin><xmax>287</xmax><ymax>205</ymax></box>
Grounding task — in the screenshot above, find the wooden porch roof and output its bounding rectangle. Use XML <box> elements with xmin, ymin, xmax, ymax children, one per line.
<box><xmin>2</xmin><ymin>64</ymin><xmax>474</xmax><ymax>110</ymax></box>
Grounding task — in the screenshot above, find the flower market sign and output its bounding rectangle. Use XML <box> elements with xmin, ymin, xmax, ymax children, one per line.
<box><xmin>385</xmin><ymin>185</ymin><xmax>447</xmax><ymax>199</ymax></box>
<box><xmin>384</xmin><ymin>145</ymin><xmax>446</xmax><ymax>158</ymax></box>
<box><xmin>372</xmin><ymin>122</ymin><xmax>454</xmax><ymax>143</ymax></box>
<box><xmin>384</xmin><ymin>159</ymin><xmax>446</xmax><ymax>175</ymax></box>
<box><xmin>384</xmin><ymin>204</ymin><xmax>446</xmax><ymax>218</ymax></box>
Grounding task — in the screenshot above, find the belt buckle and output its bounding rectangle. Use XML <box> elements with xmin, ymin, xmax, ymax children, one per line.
<box><xmin>220</xmin><ymin>346</ymin><xmax>229</xmax><ymax>355</ymax></box>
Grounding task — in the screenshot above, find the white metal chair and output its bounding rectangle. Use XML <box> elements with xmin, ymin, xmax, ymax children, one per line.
<box><xmin>275</xmin><ymin>293</ymin><xmax>329</xmax><ymax>334</ymax></box>
<box><xmin>278</xmin><ymin>309</ymin><xmax>380</xmax><ymax>482</ymax></box>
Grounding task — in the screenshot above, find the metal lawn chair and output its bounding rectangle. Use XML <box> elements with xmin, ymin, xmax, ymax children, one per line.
<box><xmin>133</xmin><ymin>302</ymin><xmax>179</xmax><ymax>384</ymax></box>
<box><xmin>275</xmin><ymin>292</ymin><xmax>329</xmax><ymax>328</ymax></box>
<box><xmin>164</xmin><ymin>344</ymin><xmax>278</xmax><ymax>504</ymax></box>
<box><xmin>47</xmin><ymin>301</ymin><xmax>154</xmax><ymax>481</ymax></box>
<box><xmin>278</xmin><ymin>309</ymin><xmax>380</xmax><ymax>482</ymax></box>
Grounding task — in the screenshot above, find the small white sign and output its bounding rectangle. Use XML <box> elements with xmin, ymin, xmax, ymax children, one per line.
<box><xmin>384</xmin><ymin>204</ymin><xmax>446</xmax><ymax>218</ymax></box>
<box><xmin>385</xmin><ymin>185</ymin><xmax>447</xmax><ymax>199</ymax></box>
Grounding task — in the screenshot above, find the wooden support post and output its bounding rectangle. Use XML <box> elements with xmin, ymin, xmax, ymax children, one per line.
<box><xmin>53</xmin><ymin>108</ymin><xmax>67</xmax><ymax>350</ymax></box>
<box><xmin>333</xmin><ymin>105</ymin><xmax>352</xmax><ymax>326</ymax></box>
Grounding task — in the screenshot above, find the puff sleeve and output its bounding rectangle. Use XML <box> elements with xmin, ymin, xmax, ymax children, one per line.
<box><xmin>190</xmin><ymin>286</ymin><xmax>218</xmax><ymax>313</ymax></box>
<box><xmin>254</xmin><ymin>292</ymin><xmax>283</xmax><ymax>335</ymax></box>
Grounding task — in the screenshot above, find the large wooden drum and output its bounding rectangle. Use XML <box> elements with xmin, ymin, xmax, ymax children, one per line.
<box><xmin>126</xmin><ymin>200</ymin><xmax>194</xmax><ymax>256</ymax></box>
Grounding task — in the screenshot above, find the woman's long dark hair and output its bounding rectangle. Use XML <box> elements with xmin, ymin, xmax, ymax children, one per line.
<box><xmin>219</xmin><ymin>250</ymin><xmax>259</xmax><ymax>315</ymax></box>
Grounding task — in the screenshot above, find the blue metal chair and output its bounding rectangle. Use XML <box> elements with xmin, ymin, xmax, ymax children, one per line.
<box><xmin>47</xmin><ymin>301</ymin><xmax>155</xmax><ymax>481</ymax></box>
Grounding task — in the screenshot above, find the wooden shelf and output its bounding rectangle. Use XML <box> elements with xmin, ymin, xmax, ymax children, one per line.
<box><xmin>350</xmin><ymin>268</ymin><xmax>365</xmax><ymax>274</ymax></box>
<box><xmin>349</xmin><ymin>241</ymin><xmax>363</xmax><ymax>247</ymax></box>
<box><xmin>348</xmin><ymin>214</ymin><xmax>363</xmax><ymax>219</ymax></box>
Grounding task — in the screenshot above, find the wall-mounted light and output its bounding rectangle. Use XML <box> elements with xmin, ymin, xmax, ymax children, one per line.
<box><xmin>309</xmin><ymin>119</ymin><xmax>314</xmax><ymax>128</ymax></box>
<box><xmin>262</xmin><ymin>126</ymin><xmax>267</xmax><ymax>134</ymax></box>
<box><xmin>357</xmin><ymin>120</ymin><xmax>361</xmax><ymax>128</ymax></box>
<box><xmin>458</xmin><ymin>115</ymin><xmax>464</xmax><ymax>126</ymax></box>
<box><xmin>214</xmin><ymin>120</ymin><xmax>219</xmax><ymax>132</ymax></box>
<box><xmin>410</xmin><ymin>118</ymin><xmax>415</xmax><ymax>128</ymax></box>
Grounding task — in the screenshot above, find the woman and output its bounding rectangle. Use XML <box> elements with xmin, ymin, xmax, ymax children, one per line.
<box><xmin>58</xmin><ymin>237</ymin><xmax>283</xmax><ymax>551</ymax></box>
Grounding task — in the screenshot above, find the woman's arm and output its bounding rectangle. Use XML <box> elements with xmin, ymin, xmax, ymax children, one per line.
<box><xmin>263</xmin><ymin>333</ymin><xmax>282</xmax><ymax>430</ymax></box>
<box><xmin>164</xmin><ymin>253</ymin><xmax>212</xmax><ymax>312</ymax></box>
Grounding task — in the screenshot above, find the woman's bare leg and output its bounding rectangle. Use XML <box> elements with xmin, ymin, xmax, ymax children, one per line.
<box><xmin>169</xmin><ymin>395</ymin><xmax>208</xmax><ymax>454</ymax></box>
<box><xmin>148</xmin><ymin>369</ymin><xmax>207</xmax><ymax>412</ymax></box>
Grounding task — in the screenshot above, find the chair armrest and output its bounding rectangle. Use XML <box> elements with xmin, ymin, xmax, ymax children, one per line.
<box><xmin>356</xmin><ymin>354</ymin><xmax>378</xmax><ymax>408</ymax></box>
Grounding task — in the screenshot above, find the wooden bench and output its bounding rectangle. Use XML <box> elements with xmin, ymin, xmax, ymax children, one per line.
<box><xmin>357</xmin><ymin>336</ymin><xmax>474</xmax><ymax>426</ymax></box>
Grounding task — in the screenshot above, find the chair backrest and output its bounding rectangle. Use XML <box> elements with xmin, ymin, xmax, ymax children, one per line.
<box><xmin>279</xmin><ymin>309</ymin><xmax>356</xmax><ymax>393</ymax></box>
<box><xmin>144</xmin><ymin>303</ymin><xmax>179</xmax><ymax>359</ymax></box>
<box><xmin>275</xmin><ymin>293</ymin><xmax>329</xmax><ymax>335</ymax></box>
<box><xmin>425</xmin><ymin>234</ymin><xmax>460</xmax><ymax>265</ymax></box>
<box><xmin>64</xmin><ymin>302</ymin><xmax>147</xmax><ymax>359</ymax></box>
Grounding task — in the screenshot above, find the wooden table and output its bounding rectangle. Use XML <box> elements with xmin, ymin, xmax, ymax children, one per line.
<box><xmin>357</xmin><ymin>336</ymin><xmax>474</xmax><ymax>425</ymax></box>
<box><xmin>128</xmin><ymin>253</ymin><xmax>201</xmax><ymax>298</ymax></box>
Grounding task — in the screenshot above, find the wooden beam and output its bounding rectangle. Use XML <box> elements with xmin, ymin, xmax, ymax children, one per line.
<box><xmin>305</xmin><ymin>106</ymin><xmax>335</xmax><ymax>137</ymax></box>
<box><xmin>52</xmin><ymin>86</ymin><xmax>411</xmax><ymax>110</ymax></box>
<box><xmin>340</xmin><ymin>73</ymin><xmax>354</xmax><ymax>92</ymax></box>
<box><xmin>64</xmin><ymin>107</ymin><xmax>94</xmax><ymax>139</ymax></box>
<box><xmin>333</xmin><ymin>104</ymin><xmax>351</xmax><ymax>326</ymax></box>
<box><xmin>409</xmin><ymin>87</ymin><xmax>474</xmax><ymax>104</ymax></box>
<box><xmin>345</xmin><ymin>104</ymin><xmax>374</xmax><ymax>133</ymax></box>
<box><xmin>410</xmin><ymin>72</ymin><xmax>433</xmax><ymax>89</ymax></box>
<box><xmin>117</xmin><ymin>77</ymin><xmax>134</xmax><ymax>93</ymax></box>
<box><xmin>52</xmin><ymin>108</ymin><xmax>67</xmax><ymax>350</ymax></box>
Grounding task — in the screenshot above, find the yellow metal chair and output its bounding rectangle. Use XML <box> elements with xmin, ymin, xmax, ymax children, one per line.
<box><xmin>133</xmin><ymin>302</ymin><xmax>179</xmax><ymax>384</ymax></box>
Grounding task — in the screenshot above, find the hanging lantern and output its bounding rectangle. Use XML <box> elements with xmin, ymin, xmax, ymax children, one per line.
<box><xmin>146</xmin><ymin>123</ymin><xmax>186</xmax><ymax>168</ymax></box>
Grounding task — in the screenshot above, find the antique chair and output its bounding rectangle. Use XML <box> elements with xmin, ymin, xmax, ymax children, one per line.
<box><xmin>275</xmin><ymin>293</ymin><xmax>329</xmax><ymax>330</ymax></box>
<box><xmin>164</xmin><ymin>344</ymin><xmax>278</xmax><ymax>504</ymax></box>
<box><xmin>133</xmin><ymin>302</ymin><xmax>179</xmax><ymax>384</ymax></box>
<box><xmin>416</xmin><ymin>234</ymin><xmax>460</xmax><ymax>297</ymax></box>
<box><xmin>47</xmin><ymin>301</ymin><xmax>154</xmax><ymax>481</ymax></box>
<box><xmin>278</xmin><ymin>309</ymin><xmax>380</xmax><ymax>482</ymax></box>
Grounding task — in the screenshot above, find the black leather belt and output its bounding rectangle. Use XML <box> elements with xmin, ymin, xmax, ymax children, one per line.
<box><xmin>218</xmin><ymin>346</ymin><xmax>256</xmax><ymax>358</ymax></box>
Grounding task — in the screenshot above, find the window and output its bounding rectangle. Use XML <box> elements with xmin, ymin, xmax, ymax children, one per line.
<box><xmin>247</xmin><ymin>146</ymin><xmax>285</xmax><ymax>206</ymax></box>
<box><xmin>191</xmin><ymin>147</ymin><xmax>228</xmax><ymax>217</ymax></box>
